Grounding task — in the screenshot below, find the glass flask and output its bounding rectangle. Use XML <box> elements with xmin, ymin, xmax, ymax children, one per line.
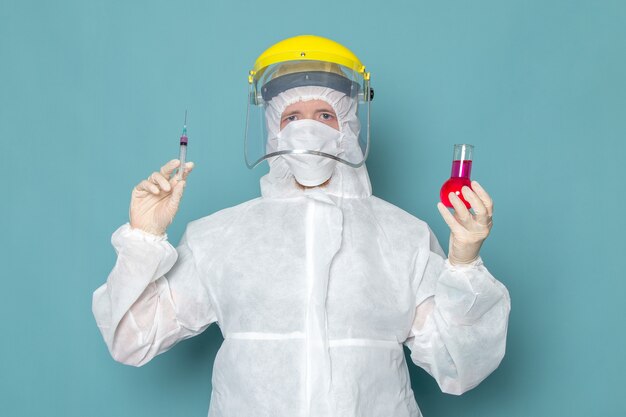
<box><xmin>440</xmin><ymin>144</ymin><xmax>474</xmax><ymax>209</ymax></box>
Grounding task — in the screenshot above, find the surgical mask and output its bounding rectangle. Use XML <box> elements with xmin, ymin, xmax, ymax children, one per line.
<box><xmin>276</xmin><ymin>119</ymin><xmax>343</xmax><ymax>187</ymax></box>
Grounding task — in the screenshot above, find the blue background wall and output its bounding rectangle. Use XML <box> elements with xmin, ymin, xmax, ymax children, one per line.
<box><xmin>1</xmin><ymin>0</ymin><xmax>624</xmax><ymax>416</ymax></box>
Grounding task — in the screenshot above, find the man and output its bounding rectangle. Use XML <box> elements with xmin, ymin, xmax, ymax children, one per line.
<box><xmin>93</xmin><ymin>35</ymin><xmax>510</xmax><ymax>417</ymax></box>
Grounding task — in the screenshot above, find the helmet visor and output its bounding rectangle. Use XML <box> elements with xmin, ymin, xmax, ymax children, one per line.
<box><xmin>245</xmin><ymin>60</ymin><xmax>372</xmax><ymax>168</ymax></box>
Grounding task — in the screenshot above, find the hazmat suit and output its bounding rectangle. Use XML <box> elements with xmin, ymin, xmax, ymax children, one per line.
<box><xmin>92</xmin><ymin>35</ymin><xmax>510</xmax><ymax>417</ymax></box>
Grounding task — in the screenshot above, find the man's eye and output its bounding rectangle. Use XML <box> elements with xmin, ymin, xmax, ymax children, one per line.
<box><xmin>285</xmin><ymin>115</ymin><xmax>297</xmax><ymax>122</ymax></box>
<box><xmin>321</xmin><ymin>113</ymin><xmax>334</xmax><ymax>120</ymax></box>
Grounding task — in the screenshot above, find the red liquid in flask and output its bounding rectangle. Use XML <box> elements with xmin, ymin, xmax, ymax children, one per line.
<box><xmin>440</xmin><ymin>159</ymin><xmax>473</xmax><ymax>208</ymax></box>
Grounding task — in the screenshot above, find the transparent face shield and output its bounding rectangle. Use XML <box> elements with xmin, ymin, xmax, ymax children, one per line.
<box><xmin>245</xmin><ymin>60</ymin><xmax>373</xmax><ymax>168</ymax></box>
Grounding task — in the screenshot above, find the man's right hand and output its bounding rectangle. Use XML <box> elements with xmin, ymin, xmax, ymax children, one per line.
<box><xmin>129</xmin><ymin>159</ymin><xmax>194</xmax><ymax>236</ymax></box>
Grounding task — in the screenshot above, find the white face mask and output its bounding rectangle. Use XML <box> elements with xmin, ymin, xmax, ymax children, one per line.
<box><xmin>276</xmin><ymin>119</ymin><xmax>343</xmax><ymax>187</ymax></box>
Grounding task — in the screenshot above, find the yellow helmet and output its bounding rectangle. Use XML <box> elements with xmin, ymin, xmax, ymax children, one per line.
<box><xmin>248</xmin><ymin>35</ymin><xmax>373</xmax><ymax>105</ymax></box>
<box><xmin>249</xmin><ymin>34</ymin><xmax>370</xmax><ymax>82</ymax></box>
<box><xmin>245</xmin><ymin>35</ymin><xmax>373</xmax><ymax>169</ymax></box>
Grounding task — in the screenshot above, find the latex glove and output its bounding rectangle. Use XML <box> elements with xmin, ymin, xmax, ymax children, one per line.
<box><xmin>436</xmin><ymin>180</ymin><xmax>493</xmax><ymax>265</ymax></box>
<box><xmin>129</xmin><ymin>159</ymin><xmax>194</xmax><ymax>236</ymax></box>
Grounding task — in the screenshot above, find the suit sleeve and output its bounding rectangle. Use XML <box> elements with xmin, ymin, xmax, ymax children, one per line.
<box><xmin>404</xmin><ymin>226</ymin><xmax>511</xmax><ymax>395</ymax></box>
<box><xmin>92</xmin><ymin>223</ymin><xmax>218</xmax><ymax>367</ymax></box>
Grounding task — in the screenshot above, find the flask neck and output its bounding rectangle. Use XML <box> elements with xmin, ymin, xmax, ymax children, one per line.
<box><xmin>451</xmin><ymin>159</ymin><xmax>472</xmax><ymax>178</ymax></box>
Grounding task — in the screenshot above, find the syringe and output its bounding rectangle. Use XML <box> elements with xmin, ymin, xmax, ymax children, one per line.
<box><xmin>176</xmin><ymin>110</ymin><xmax>188</xmax><ymax>180</ymax></box>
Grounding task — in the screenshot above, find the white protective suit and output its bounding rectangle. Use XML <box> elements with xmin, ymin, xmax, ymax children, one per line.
<box><xmin>93</xmin><ymin>86</ymin><xmax>511</xmax><ymax>417</ymax></box>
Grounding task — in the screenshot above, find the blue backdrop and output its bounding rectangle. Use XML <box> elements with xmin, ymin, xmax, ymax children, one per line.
<box><xmin>1</xmin><ymin>1</ymin><xmax>624</xmax><ymax>416</ymax></box>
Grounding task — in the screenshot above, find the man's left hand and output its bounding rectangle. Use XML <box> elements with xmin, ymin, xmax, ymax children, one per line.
<box><xmin>436</xmin><ymin>180</ymin><xmax>494</xmax><ymax>265</ymax></box>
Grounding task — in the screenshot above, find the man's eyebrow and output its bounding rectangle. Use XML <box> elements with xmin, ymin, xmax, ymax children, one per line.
<box><xmin>315</xmin><ymin>108</ymin><xmax>336</xmax><ymax>114</ymax></box>
<box><xmin>282</xmin><ymin>110</ymin><xmax>302</xmax><ymax>117</ymax></box>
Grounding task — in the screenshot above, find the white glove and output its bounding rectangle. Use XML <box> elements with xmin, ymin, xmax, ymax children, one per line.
<box><xmin>437</xmin><ymin>180</ymin><xmax>493</xmax><ymax>265</ymax></box>
<box><xmin>129</xmin><ymin>159</ymin><xmax>194</xmax><ymax>236</ymax></box>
